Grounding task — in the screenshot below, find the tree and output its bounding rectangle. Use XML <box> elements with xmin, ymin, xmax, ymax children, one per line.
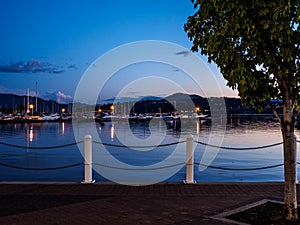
<box><xmin>184</xmin><ymin>0</ymin><xmax>300</xmax><ymax>222</ymax></box>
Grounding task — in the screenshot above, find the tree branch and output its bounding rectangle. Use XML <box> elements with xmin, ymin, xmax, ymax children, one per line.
<box><xmin>267</xmin><ymin>100</ymin><xmax>282</xmax><ymax>124</ymax></box>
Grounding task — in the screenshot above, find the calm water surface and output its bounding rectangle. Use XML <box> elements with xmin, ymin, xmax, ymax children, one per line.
<box><xmin>1</xmin><ymin>119</ymin><xmax>300</xmax><ymax>182</ymax></box>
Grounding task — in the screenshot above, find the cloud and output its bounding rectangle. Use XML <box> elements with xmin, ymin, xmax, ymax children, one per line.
<box><xmin>67</xmin><ymin>64</ymin><xmax>78</xmax><ymax>70</ymax></box>
<box><xmin>43</xmin><ymin>91</ymin><xmax>72</xmax><ymax>104</ymax></box>
<box><xmin>0</xmin><ymin>59</ymin><xmax>77</xmax><ymax>74</ymax></box>
<box><xmin>56</xmin><ymin>91</ymin><xmax>72</xmax><ymax>104</ymax></box>
<box><xmin>175</xmin><ymin>50</ymin><xmax>192</xmax><ymax>57</ymax></box>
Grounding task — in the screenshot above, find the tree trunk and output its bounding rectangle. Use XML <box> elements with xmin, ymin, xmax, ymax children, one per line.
<box><xmin>282</xmin><ymin>98</ymin><xmax>298</xmax><ymax>222</ymax></box>
<box><xmin>283</xmin><ymin>132</ymin><xmax>298</xmax><ymax>221</ymax></box>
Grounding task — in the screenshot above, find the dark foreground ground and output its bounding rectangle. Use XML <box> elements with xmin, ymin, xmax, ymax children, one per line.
<box><xmin>0</xmin><ymin>182</ymin><xmax>293</xmax><ymax>225</ymax></box>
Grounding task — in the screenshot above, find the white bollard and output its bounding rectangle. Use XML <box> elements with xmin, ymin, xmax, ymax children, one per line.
<box><xmin>184</xmin><ymin>134</ymin><xmax>196</xmax><ymax>184</ymax></box>
<box><xmin>82</xmin><ymin>135</ymin><xmax>95</xmax><ymax>184</ymax></box>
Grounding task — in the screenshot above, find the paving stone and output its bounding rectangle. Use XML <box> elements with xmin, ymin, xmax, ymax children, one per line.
<box><xmin>0</xmin><ymin>182</ymin><xmax>290</xmax><ymax>225</ymax></box>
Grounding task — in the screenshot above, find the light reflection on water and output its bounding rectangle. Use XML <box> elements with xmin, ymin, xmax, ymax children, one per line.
<box><xmin>0</xmin><ymin>120</ymin><xmax>299</xmax><ymax>182</ymax></box>
<box><xmin>110</xmin><ymin>124</ymin><xmax>114</xmax><ymax>141</ymax></box>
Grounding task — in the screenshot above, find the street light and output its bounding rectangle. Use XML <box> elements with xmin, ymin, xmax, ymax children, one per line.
<box><xmin>110</xmin><ymin>105</ymin><xmax>114</xmax><ymax>115</ymax></box>
<box><xmin>98</xmin><ymin>108</ymin><xmax>102</xmax><ymax>116</ymax></box>
<box><xmin>29</xmin><ymin>103</ymin><xmax>34</xmax><ymax>115</ymax></box>
<box><xmin>61</xmin><ymin>108</ymin><xmax>65</xmax><ymax>114</ymax></box>
<box><xmin>196</xmin><ymin>107</ymin><xmax>200</xmax><ymax>113</ymax></box>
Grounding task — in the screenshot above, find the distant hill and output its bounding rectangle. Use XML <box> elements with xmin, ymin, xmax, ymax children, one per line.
<box><xmin>99</xmin><ymin>93</ymin><xmax>242</xmax><ymax>114</ymax></box>
<box><xmin>0</xmin><ymin>92</ymin><xmax>243</xmax><ymax>115</ymax></box>
<box><xmin>0</xmin><ymin>93</ymin><xmax>69</xmax><ymax>114</ymax></box>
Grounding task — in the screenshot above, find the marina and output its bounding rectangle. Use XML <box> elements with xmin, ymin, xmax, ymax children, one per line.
<box><xmin>0</xmin><ymin>113</ymin><xmax>72</xmax><ymax>123</ymax></box>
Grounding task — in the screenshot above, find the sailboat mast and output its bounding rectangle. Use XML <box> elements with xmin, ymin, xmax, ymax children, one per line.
<box><xmin>35</xmin><ymin>81</ymin><xmax>38</xmax><ymax>114</ymax></box>
<box><xmin>27</xmin><ymin>88</ymin><xmax>30</xmax><ymax>114</ymax></box>
<box><xmin>23</xmin><ymin>97</ymin><xmax>25</xmax><ymax>114</ymax></box>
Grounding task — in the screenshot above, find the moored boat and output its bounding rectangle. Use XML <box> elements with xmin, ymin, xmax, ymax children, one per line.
<box><xmin>41</xmin><ymin>113</ymin><xmax>61</xmax><ymax>121</ymax></box>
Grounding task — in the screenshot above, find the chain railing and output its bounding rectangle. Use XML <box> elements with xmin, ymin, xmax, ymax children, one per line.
<box><xmin>0</xmin><ymin>140</ymin><xmax>83</xmax><ymax>149</ymax></box>
<box><xmin>0</xmin><ymin>135</ymin><xmax>298</xmax><ymax>183</ymax></box>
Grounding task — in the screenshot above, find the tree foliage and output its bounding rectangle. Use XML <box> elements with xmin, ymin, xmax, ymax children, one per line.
<box><xmin>185</xmin><ymin>0</ymin><xmax>300</xmax><ymax>111</ymax></box>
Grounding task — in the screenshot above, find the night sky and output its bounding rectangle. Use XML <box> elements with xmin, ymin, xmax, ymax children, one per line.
<box><xmin>0</xmin><ymin>0</ymin><xmax>237</xmax><ymax>103</ymax></box>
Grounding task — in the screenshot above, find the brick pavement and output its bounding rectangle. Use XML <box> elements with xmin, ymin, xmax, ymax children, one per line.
<box><xmin>0</xmin><ymin>182</ymin><xmax>289</xmax><ymax>225</ymax></box>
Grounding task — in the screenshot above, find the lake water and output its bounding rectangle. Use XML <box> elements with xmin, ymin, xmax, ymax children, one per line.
<box><xmin>1</xmin><ymin>119</ymin><xmax>300</xmax><ymax>183</ymax></box>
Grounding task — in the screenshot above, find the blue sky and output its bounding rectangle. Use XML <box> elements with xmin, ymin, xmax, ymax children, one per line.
<box><xmin>0</xmin><ymin>0</ymin><xmax>237</xmax><ymax>103</ymax></box>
